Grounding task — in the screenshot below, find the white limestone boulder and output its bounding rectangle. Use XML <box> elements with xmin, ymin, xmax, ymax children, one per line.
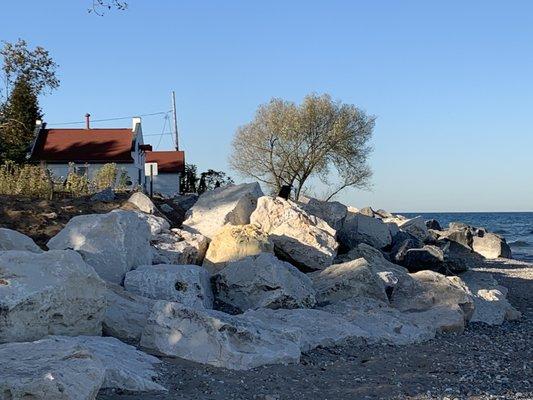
<box><xmin>250</xmin><ymin>196</ymin><xmax>338</xmax><ymax>271</ymax></box>
<box><xmin>212</xmin><ymin>253</ymin><xmax>316</xmax><ymax>312</ymax></box>
<box><xmin>297</xmin><ymin>196</ymin><xmax>348</xmax><ymax>231</ymax></box>
<box><xmin>151</xmin><ymin>228</ymin><xmax>208</xmax><ymax>265</ymax></box>
<box><xmin>50</xmin><ymin>336</ymin><xmax>166</xmax><ymax>393</ymax></box>
<box><xmin>140</xmin><ymin>301</ymin><xmax>301</xmax><ymax>370</ymax></box>
<box><xmin>338</xmin><ymin>212</ymin><xmax>392</xmax><ymax>250</ymax></box>
<box><xmin>460</xmin><ymin>271</ymin><xmax>521</xmax><ymax>325</ymax></box>
<box><xmin>310</xmin><ymin>258</ymin><xmax>387</xmax><ymax>304</ymax></box>
<box><xmin>0</xmin><ymin>338</ymin><xmax>105</xmax><ymax>400</ymax></box>
<box><xmin>243</xmin><ymin>308</ymin><xmax>367</xmax><ymax>352</ymax></box>
<box><xmin>389</xmin><ymin>270</ymin><xmax>474</xmax><ymax>320</ymax></box>
<box><xmin>0</xmin><ymin>250</ymin><xmax>106</xmax><ymax>344</ymax></box>
<box><xmin>472</xmin><ymin>233</ymin><xmax>512</xmax><ymax>259</ymax></box>
<box><xmin>320</xmin><ymin>297</ymin><xmax>436</xmax><ymax>344</ymax></box>
<box><xmin>182</xmin><ymin>183</ymin><xmax>263</xmax><ymax>239</ymax></box>
<box><xmin>103</xmin><ymin>284</ymin><xmax>156</xmax><ymax>344</ymax></box>
<box><xmin>124</xmin><ymin>264</ymin><xmax>213</xmax><ymax>309</ymax></box>
<box><xmin>0</xmin><ymin>228</ymin><xmax>42</xmax><ymax>253</ymax></box>
<box><xmin>203</xmin><ymin>224</ymin><xmax>274</xmax><ymax>273</ymax></box>
<box><xmin>47</xmin><ymin>210</ymin><xmax>152</xmax><ymax>284</ymax></box>
<box><xmin>128</xmin><ymin>191</ymin><xmax>158</xmax><ymax>214</ymax></box>
<box><xmin>135</xmin><ymin>212</ymin><xmax>170</xmax><ymax>237</ymax></box>
<box><xmin>398</xmin><ymin>216</ymin><xmax>430</xmax><ymax>243</ymax></box>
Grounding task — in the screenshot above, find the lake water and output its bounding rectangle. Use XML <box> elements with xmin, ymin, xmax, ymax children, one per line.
<box><xmin>401</xmin><ymin>212</ymin><xmax>533</xmax><ymax>263</ymax></box>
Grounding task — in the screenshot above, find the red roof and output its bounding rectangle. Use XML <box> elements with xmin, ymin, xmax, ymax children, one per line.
<box><xmin>31</xmin><ymin>128</ymin><xmax>135</xmax><ymax>163</ymax></box>
<box><xmin>146</xmin><ymin>151</ymin><xmax>185</xmax><ymax>173</ymax></box>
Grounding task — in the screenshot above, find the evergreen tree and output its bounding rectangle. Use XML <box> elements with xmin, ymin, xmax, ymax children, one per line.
<box><xmin>0</xmin><ymin>77</ymin><xmax>41</xmax><ymax>163</ymax></box>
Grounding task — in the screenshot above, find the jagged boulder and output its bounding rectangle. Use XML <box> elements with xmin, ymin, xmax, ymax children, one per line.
<box><xmin>124</xmin><ymin>264</ymin><xmax>213</xmax><ymax>308</ymax></box>
<box><xmin>212</xmin><ymin>253</ymin><xmax>316</xmax><ymax>312</ymax></box>
<box><xmin>398</xmin><ymin>216</ymin><xmax>430</xmax><ymax>243</ymax></box>
<box><xmin>250</xmin><ymin>196</ymin><xmax>338</xmax><ymax>271</ymax></box>
<box><xmin>401</xmin><ymin>245</ymin><xmax>444</xmax><ymax>272</ymax></box>
<box><xmin>103</xmin><ymin>284</ymin><xmax>156</xmax><ymax>345</ymax></box>
<box><xmin>50</xmin><ymin>336</ymin><xmax>166</xmax><ymax>393</ymax></box>
<box><xmin>390</xmin><ymin>232</ymin><xmax>422</xmax><ymax>264</ymax></box>
<box><xmin>390</xmin><ymin>270</ymin><xmax>474</xmax><ymax>319</ymax></box>
<box><xmin>128</xmin><ymin>192</ymin><xmax>158</xmax><ymax>214</ymax></box>
<box><xmin>425</xmin><ymin>219</ymin><xmax>442</xmax><ymax>231</ymax></box>
<box><xmin>203</xmin><ymin>224</ymin><xmax>274</xmax><ymax>273</ymax></box>
<box><xmin>472</xmin><ymin>233</ymin><xmax>512</xmax><ymax>259</ymax></box>
<box><xmin>311</xmin><ymin>258</ymin><xmax>387</xmax><ymax>304</ymax></box>
<box><xmin>151</xmin><ymin>228</ymin><xmax>208</xmax><ymax>265</ymax></box>
<box><xmin>440</xmin><ymin>240</ymin><xmax>483</xmax><ymax>273</ymax></box>
<box><xmin>140</xmin><ymin>301</ymin><xmax>301</xmax><ymax>370</ymax></box>
<box><xmin>298</xmin><ymin>196</ymin><xmax>348</xmax><ymax>230</ymax></box>
<box><xmin>182</xmin><ymin>183</ymin><xmax>263</xmax><ymax>239</ymax></box>
<box><xmin>0</xmin><ymin>228</ymin><xmax>42</xmax><ymax>253</ymax></box>
<box><xmin>135</xmin><ymin>212</ymin><xmax>170</xmax><ymax>237</ymax></box>
<box><xmin>47</xmin><ymin>210</ymin><xmax>152</xmax><ymax>284</ymax></box>
<box><xmin>0</xmin><ymin>337</ymin><xmax>105</xmax><ymax>400</ymax></box>
<box><xmin>0</xmin><ymin>336</ymin><xmax>165</xmax><ymax>399</ymax></box>
<box><xmin>243</xmin><ymin>308</ymin><xmax>367</xmax><ymax>351</ymax></box>
<box><xmin>0</xmin><ymin>250</ymin><xmax>106</xmax><ymax>344</ymax></box>
<box><xmin>338</xmin><ymin>212</ymin><xmax>392</xmax><ymax>250</ymax></box>
<box><xmin>438</xmin><ymin>227</ymin><xmax>475</xmax><ymax>249</ymax></box>
<box><xmin>172</xmin><ymin>193</ymin><xmax>198</xmax><ymax>212</ymax></box>
<box><xmin>461</xmin><ymin>271</ymin><xmax>521</xmax><ymax>324</ymax></box>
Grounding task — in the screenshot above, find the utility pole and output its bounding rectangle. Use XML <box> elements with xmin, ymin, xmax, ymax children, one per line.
<box><xmin>171</xmin><ymin>91</ymin><xmax>179</xmax><ymax>150</ymax></box>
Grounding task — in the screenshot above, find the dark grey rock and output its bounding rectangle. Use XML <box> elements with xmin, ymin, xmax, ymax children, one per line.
<box><xmin>425</xmin><ymin>219</ymin><xmax>442</xmax><ymax>231</ymax></box>
<box><xmin>400</xmin><ymin>245</ymin><xmax>444</xmax><ymax>272</ymax></box>
<box><xmin>90</xmin><ymin>188</ymin><xmax>115</xmax><ymax>202</ymax></box>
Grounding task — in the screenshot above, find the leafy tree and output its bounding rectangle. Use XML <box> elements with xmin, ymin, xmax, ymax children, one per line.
<box><xmin>180</xmin><ymin>164</ymin><xmax>199</xmax><ymax>194</ymax></box>
<box><xmin>89</xmin><ymin>1</ymin><xmax>128</xmax><ymax>15</ymax></box>
<box><xmin>0</xmin><ymin>77</ymin><xmax>41</xmax><ymax>163</ymax></box>
<box><xmin>197</xmin><ymin>169</ymin><xmax>234</xmax><ymax>195</ymax></box>
<box><xmin>230</xmin><ymin>93</ymin><xmax>374</xmax><ymax>200</ymax></box>
<box><xmin>1</xmin><ymin>39</ymin><xmax>59</xmax><ymax>99</ymax></box>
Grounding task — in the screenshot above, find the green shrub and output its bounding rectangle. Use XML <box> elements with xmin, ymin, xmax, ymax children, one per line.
<box><xmin>0</xmin><ymin>161</ymin><xmax>53</xmax><ymax>198</ymax></box>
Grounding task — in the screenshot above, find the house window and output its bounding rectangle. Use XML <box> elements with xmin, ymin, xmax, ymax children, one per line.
<box><xmin>74</xmin><ymin>165</ymin><xmax>88</xmax><ymax>176</ymax></box>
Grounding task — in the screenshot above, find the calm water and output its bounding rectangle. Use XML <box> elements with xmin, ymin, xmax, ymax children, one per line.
<box><xmin>401</xmin><ymin>212</ymin><xmax>533</xmax><ymax>263</ymax></box>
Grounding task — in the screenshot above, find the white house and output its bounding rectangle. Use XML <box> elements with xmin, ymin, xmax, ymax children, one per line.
<box><xmin>144</xmin><ymin>150</ymin><xmax>185</xmax><ymax>197</ymax></box>
<box><xmin>28</xmin><ymin>116</ymin><xmax>152</xmax><ymax>188</ymax></box>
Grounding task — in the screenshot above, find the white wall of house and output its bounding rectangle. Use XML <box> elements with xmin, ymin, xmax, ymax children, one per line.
<box><xmin>146</xmin><ymin>173</ymin><xmax>181</xmax><ymax>197</ymax></box>
<box><xmin>46</xmin><ymin>163</ymin><xmax>143</xmax><ymax>188</ymax></box>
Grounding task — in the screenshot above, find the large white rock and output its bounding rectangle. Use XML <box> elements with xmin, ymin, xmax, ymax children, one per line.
<box><xmin>250</xmin><ymin>196</ymin><xmax>338</xmax><ymax>271</ymax></box>
<box><xmin>398</xmin><ymin>216</ymin><xmax>430</xmax><ymax>243</ymax></box>
<box><xmin>103</xmin><ymin>284</ymin><xmax>156</xmax><ymax>344</ymax></box>
<box><xmin>311</xmin><ymin>258</ymin><xmax>387</xmax><ymax>304</ymax></box>
<box><xmin>135</xmin><ymin>212</ymin><xmax>170</xmax><ymax>237</ymax></box>
<box><xmin>183</xmin><ymin>183</ymin><xmax>263</xmax><ymax>239</ymax></box>
<box><xmin>151</xmin><ymin>228</ymin><xmax>209</xmax><ymax>265</ymax></box>
<box><xmin>460</xmin><ymin>271</ymin><xmax>521</xmax><ymax>325</ymax></box>
<box><xmin>203</xmin><ymin>224</ymin><xmax>274</xmax><ymax>273</ymax></box>
<box><xmin>47</xmin><ymin>210</ymin><xmax>152</xmax><ymax>284</ymax></box>
<box><xmin>212</xmin><ymin>253</ymin><xmax>316</xmax><ymax>312</ymax></box>
<box><xmin>124</xmin><ymin>264</ymin><xmax>213</xmax><ymax>309</ymax></box>
<box><xmin>0</xmin><ymin>336</ymin><xmax>166</xmax><ymax>399</ymax></box>
<box><xmin>0</xmin><ymin>228</ymin><xmax>42</xmax><ymax>253</ymax></box>
<box><xmin>50</xmin><ymin>336</ymin><xmax>166</xmax><ymax>393</ymax></box>
<box><xmin>0</xmin><ymin>337</ymin><xmax>105</xmax><ymax>400</ymax></box>
<box><xmin>338</xmin><ymin>212</ymin><xmax>392</xmax><ymax>250</ymax></box>
<box><xmin>243</xmin><ymin>308</ymin><xmax>367</xmax><ymax>352</ymax></box>
<box><xmin>128</xmin><ymin>191</ymin><xmax>158</xmax><ymax>214</ymax></box>
<box><xmin>297</xmin><ymin>196</ymin><xmax>348</xmax><ymax>231</ymax></box>
<box><xmin>140</xmin><ymin>301</ymin><xmax>301</xmax><ymax>370</ymax></box>
<box><xmin>389</xmin><ymin>270</ymin><xmax>474</xmax><ymax>320</ymax></box>
<box><xmin>320</xmin><ymin>298</ymin><xmax>436</xmax><ymax>344</ymax></box>
<box><xmin>0</xmin><ymin>250</ymin><xmax>106</xmax><ymax>343</ymax></box>
<box><xmin>472</xmin><ymin>233</ymin><xmax>512</xmax><ymax>259</ymax></box>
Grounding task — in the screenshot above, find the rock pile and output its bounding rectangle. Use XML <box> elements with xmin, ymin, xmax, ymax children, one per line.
<box><xmin>0</xmin><ymin>184</ymin><xmax>521</xmax><ymax>397</ymax></box>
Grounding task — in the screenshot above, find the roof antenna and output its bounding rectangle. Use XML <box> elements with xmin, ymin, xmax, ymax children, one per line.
<box><xmin>171</xmin><ymin>91</ymin><xmax>179</xmax><ymax>150</ymax></box>
<box><xmin>85</xmin><ymin>113</ymin><xmax>91</xmax><ymax>129</ymax></box>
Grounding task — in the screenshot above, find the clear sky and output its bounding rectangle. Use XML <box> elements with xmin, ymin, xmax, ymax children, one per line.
<box><xmin>2</xmin><ymin>1</ymin><xmax>532</xmax><ymax>212</ymax></box>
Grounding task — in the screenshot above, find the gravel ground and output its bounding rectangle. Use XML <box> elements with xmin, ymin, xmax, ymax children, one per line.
<box><xmin>98</xmin><ymin>259</ymin><xmax>533</xmax><ymax>400</ymax></box>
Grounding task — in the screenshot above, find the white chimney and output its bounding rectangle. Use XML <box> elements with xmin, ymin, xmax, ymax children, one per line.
<box><xmin>132</xmin><ymin>117</ymin><xmax>141</xmax><ymax>131</ymax></box>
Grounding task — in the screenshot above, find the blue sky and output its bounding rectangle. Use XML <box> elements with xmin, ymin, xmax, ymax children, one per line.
<box><xmin>1</xmin><ymin>1</ymin><xmax>532</xmax><ymax>211</ymax></box>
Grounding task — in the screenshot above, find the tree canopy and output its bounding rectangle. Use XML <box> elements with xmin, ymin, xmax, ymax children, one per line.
<box><xmin>230</xmin><ymin>93</ymin><xmax>374</xmax><ymax>200</ymax></box>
